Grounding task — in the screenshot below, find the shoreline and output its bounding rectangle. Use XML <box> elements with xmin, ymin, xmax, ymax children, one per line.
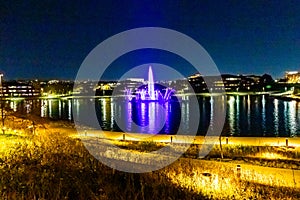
<box><xmin>5</xmin><ymin>112</ymin><xmax>300</xmax><ymax>146</ymax></box>
<box><xmin>75</xmin><ymin>130</ymin><xmax>300</xmax><ymax>147</ymax></box>
<box><xmin>4</xmin><ymin>91</ymin><xmax>274</xmax><ymax>101</ymax></box>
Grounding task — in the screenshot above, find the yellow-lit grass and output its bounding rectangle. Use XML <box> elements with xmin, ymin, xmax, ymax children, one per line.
<box><xmin>0</xmin><ymin>133</ymin><xmax>202</xmax><ymax>199</ymax></box>
<box><xmin>0</xmin><ymin>134</ymin><xmax>28</xmax><ymax>155</ymax></box>
<box><xmin>163</xmin><ymin>159</ymin><xmax>300</xmax><ymax>199</ymax></box>
<box><xmin>0</xmin><ymin>132</ymin><xmax>300</xmax><ymax>199</ymax></box>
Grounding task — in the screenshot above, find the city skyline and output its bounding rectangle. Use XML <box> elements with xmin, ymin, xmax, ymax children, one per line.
<box><xmin>0</xmin><ymin>1</ymin><xmax>299</xmax><ymax>80</ymax></box>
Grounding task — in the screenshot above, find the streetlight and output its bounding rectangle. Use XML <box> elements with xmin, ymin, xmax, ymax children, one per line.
<box><xmin>0</xmin><ymin>73</ymin><xmax>5</xmax><ymax>134</ymax></box>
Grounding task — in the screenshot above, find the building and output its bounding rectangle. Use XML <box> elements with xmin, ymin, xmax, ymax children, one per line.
<box><xmin>188</xmin><ymin>73</ymin><xmax>208</xmax><ymax>92</ymax></box>
<box><xmin>95</xmin><ymin>81</ymin><xmax>117</xmax><ymax>96</ymax></box>
<box><xmin>285</xmin><ymin>71</ymin><xmax>300</xmax><ymax>83</ymax></box>
<box><xmin>44</xmin><ymin>80</ymin><xmax>74</xmax><ymax>95</ymax></box>
<box><xmin>188</xmin><ymin>73</ymin><xmax>269</xmax><ymax>92</ymax></box>
<box><xmin>113</xmin><ymin>79</ymin><xmax>146</xmax><ymax>94</ymax></box>
<box><xmin>0</xmin><ymin>78</ymin><xmax>40</xmax><ymax>98</ymax></box>
<box><xmin>126</xmin><ymin>78</ymin><xmax>144</xmax><ymax>83</ymax></box>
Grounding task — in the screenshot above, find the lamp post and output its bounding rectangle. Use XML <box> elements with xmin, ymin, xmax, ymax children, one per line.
<box><xmin>0</xmin><ymin>73</ymin><xmax>5</xmax><ymax>134</ymax></box>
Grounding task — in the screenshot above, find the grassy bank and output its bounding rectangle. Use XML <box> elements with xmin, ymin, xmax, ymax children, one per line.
<box><xmin>0</xmin><ymin>133</ymin><xmax>202</xmax><ymax>199</ymax></box>
<box><xmin>112</xmin><ymin>140</ymin><xmax>300</xmax><ymax>169</ymax></box>
<box><xmin>0</xmin><ymin>133</ymin><xmax>300</xmax><ymax>199</ymax></box>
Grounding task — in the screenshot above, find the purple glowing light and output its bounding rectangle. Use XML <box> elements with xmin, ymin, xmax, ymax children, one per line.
<box><xmin>125</xmin><ymin>66</ymin><xmax>175</xmax><ymax>102</ymax></box>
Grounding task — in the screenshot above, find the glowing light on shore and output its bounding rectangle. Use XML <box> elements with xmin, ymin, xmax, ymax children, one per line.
<box><xmin>259</xmin><ymin>152</ymin><xmax>285</xmax><ymax>159</ymax></box>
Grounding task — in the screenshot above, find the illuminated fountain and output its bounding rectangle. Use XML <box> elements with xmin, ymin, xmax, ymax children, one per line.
<box><xmin>148</xmin><ymin>66</ymin><xmax>155</xmax><ymax>100</ymax></box>
<box><xmin>125</xmin><ymin>66</ymin><xmax>175</xmax><ymax>102</ymax></box>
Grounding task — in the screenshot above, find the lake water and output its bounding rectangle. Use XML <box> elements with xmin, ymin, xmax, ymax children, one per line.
<box><xmin>9</xmin><ymin>95</ymin><xmax>300</xmax><ymax>137</ymax></box>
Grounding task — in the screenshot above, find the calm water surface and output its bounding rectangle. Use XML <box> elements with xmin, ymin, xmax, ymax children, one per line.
<box><xmin>9</xmin><ymin>95</ymin><xmax>300</xmax><ymax>137</ymax></box>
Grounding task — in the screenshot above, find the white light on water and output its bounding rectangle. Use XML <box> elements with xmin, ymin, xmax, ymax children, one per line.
<box><xmin>111</xmin><ymin>100</ymin><xmax>114</xmax><ymax>129</ymax></box>
<box><xmin>273</xmin><ymin>99</ymin><xmax>279</xmax><ymax>135</ymax></box>
<box><xmin>289</xmin><ymin>100</ymin><xmax>297</xmax><ymax>136</ymax></box>
<box><xmin>102</xmin><ymin>99</ymin><xmax>107</xmax><ymax>122</ymax></box>
<box><xmin>228</xmin><ymin>96</ymin><xmax>235</xmax><ymax>134</ymax></box>
<box><xmin>68</xmin><ymin>99</ymin><xmax>72</xmax><ymax>120</ymax></box>
<box><xmin>228</xmin><ymin>96</ymin><xmax>235</xmax><ymax>104</ymax></box>
<box><xmin>41</xmin><ymin>100</ymin><xmax>47</xmax><ymax>118</ymax></box>
<box><xmin>49</xmin><ymin>100</ymin><xmax>52</xmax><ymax>118</ymax></box>
<box><xmin>262</xmin><ymin>95</ymin><xmax>266</xmax><ymax>134</ymax></box>
<box><xmin>58</xmin><ymin>100</ymin><xmax>62</xmax><ymax>118</ymax></box>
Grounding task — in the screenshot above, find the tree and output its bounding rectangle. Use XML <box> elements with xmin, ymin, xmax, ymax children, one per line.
<box><xmin>260</xmin><ymin>74</ymin><xmax>274</xmax><ymax>85</ymax></box>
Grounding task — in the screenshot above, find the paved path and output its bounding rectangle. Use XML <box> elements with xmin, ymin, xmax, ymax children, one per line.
<box><xmin>73</xmin><ymin>130</ymin><xmax>300</xmax><ymax>147</ymax></box>
<box><xmin>192</xmin><ymin>159</ymin><xmax>300</xmax><ymax>188</ymax></box>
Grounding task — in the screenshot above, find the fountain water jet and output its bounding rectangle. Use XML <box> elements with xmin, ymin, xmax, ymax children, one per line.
<box><xmin>125</xmin><ymin>66</ymin><xmax>176</xmax><ymax>102</ymax></box>
<box><xmin>148</xmin><ymin>66</ymin><xmax>155</xmax><ymax>100</ymax></box>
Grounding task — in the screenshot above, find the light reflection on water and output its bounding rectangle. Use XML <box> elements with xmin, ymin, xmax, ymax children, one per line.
<box><xmin>228</xmin><ymin>96</ymin><xmax>235</xmax><ymax>134</ymax></box>
<box><xmin>262</xmin><ymin>95</ymin><xmax>266</xmax><ymax>135</ymax></box>
<box><xmin>247</xmin><ymin>95</ymin><xmax>251</xmax><ymax>132</ymax></box>
<box><xmin>68</xmin><ymin>99</ymin><xmax>72</xmax><ymax>120</ymax></box>
<box><xmin>7</xmin><ymin>95</ymin><xmax>300</xmax><ymax>137</ymax></box>
<box><xmin>288</xmin><ymin>101</ymin><xmax>297</xmax><ymax>137</ymax></box>
<box><xmin>273</xmin><ymin>99</ymin><xmax>279</xmax><ymax>136</ymax></box>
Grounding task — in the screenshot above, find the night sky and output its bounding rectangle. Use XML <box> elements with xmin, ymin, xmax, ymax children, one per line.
<box><xmin>0</xmin><ymin>0</ymin><xmax>299</xmax><ymax>80</ymax></box>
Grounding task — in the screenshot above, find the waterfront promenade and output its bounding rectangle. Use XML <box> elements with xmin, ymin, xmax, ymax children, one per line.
<box><xmin>75</xmin><ymin>130</ymin><xmax>300</xmax><ymax>147</ymax></box>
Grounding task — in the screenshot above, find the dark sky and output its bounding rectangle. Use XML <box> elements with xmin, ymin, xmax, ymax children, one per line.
<box><xmin>0</xmin><ymin>0</ymin><xmax>299</xmax><ymax>80</ymax></box>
